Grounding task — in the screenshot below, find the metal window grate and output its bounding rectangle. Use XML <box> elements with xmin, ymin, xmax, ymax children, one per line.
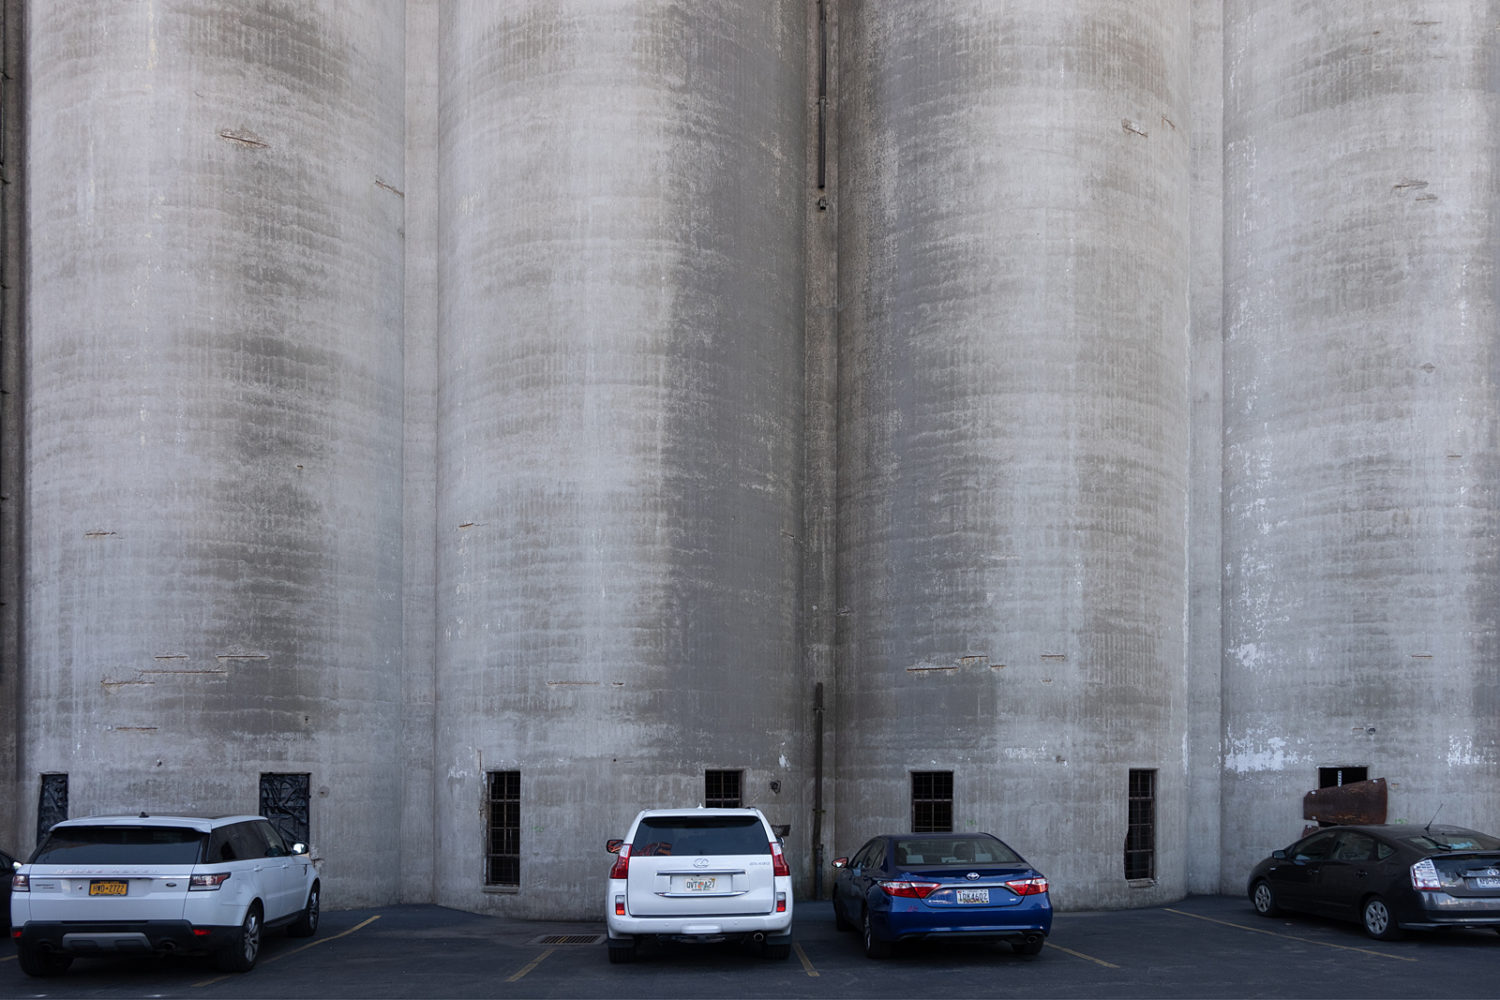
<box><xmin>486</xmin><ymin>770</ymin><xmax>520</xmax><ymax>887</ymax></box>
<box><xmin>37</xmin><ymin>773</ymin><xmax>68</xmax><ymax>845</ymax></box>
<box><xmin>259</xmin><ymin>773</ymin><xmax>311</xmax><ymax>848</ymax></box>
<box><xmin>1125</xmin><ymin>769</ymin><xmax>1155</xmax><ymax>880</ymax></box>
<box><xmin>705</xmin><ymin>769</ymin><xmax>742</xmax><ymax>808</ymax></box>
<box><xmin>911</xmin><ymin>771</ymin><xmax>953</xmax><ymax>833</ymax></box>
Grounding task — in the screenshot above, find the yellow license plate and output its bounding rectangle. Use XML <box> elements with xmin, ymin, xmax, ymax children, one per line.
<box><xmin>89</xmin><ymin>880</ymin><xmax>128</xmax><ymax>896</ymax></box>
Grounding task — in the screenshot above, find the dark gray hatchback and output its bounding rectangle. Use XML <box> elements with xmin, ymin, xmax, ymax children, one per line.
<box><xmin>1247</xmin><ymin>823</ymin><xmax>1500</xmax><ymax>940</ymax></box>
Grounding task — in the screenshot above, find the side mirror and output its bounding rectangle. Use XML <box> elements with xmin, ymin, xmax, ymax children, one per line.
<box><xmin>606</xmin><ymin>838</ymin><xmax>624</xmax><ymax>855</ymax></box>
<box><xmin>1271</xmin><ymin>849</ymin><xmax>1287</xmax><ymax>860</ymax></box>
<box><xmin>291</xmin><ymin>843</ymin><xmax>309</xmax><ymax>856</ymax></box>
<box><xmin>832</xmin><ymin>857</ymin><xmax>848</xmax><ymax>869</ymax></box>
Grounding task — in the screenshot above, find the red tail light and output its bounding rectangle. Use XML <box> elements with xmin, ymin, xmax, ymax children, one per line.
<box><xmin>609</xmin><ymin>844</ymin><xmax>631</xmax><ymax>880</ymax></box>
<box><xmin>771</xmin><ymin>841</ymin><xmax>790</xmax><ymax>878</ymax></box>
<box><xmin>1005</xmin><ymin>877</ymin><xmax>1048</xmax><ymax>896</ymax></box>
<box><xmin>878</xmin><ymin>880</ymin><xmax>941</xmax><ymax>899</ymax></box>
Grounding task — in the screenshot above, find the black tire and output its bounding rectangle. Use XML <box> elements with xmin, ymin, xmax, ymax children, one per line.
<box><xmin>761</xmin><ymin>940</ymin><xmax>792</xmax><ymax>960</ymax></box>
<box><xmin>606</xmin><ymin>938</ymin><xmax>636</xmax><ymax>964</ymax></box>
<box><xmin>287</xmin><ymin>881</ymin><xmax>320</xmax><ymax>938</ymax></box>
<box><xmin>1361</xmin><ymin>895</ymin><xmax>1403</xmax><ymax>941</ymax></box>
<box><xmin>1015</xmin><ymin>935</ymin><xmax>1045</xmax><ymax>956</ymax></box>
<box><xmin>833</xmin><ymin>899</ymin><xmax>854</xmax><ymax>932</ymax></box>
<box><xmin>17</xmin><ymin>944</ymin><xmax>72</xmax><ymax>978</ymax></box>
<box><xmin>216</xmin><ymin>902</ymin><xmax>264</xmax><ymax>972</ymax></box>
<box><xmin>1251</xmin><ymin>880</ymin><xmax>1281</xmax><ymax>917</ymax></box>
<box><xmin>862</xmin><ymin>908</ymin><xmax>892</xmax><ymax>960</ymax></box>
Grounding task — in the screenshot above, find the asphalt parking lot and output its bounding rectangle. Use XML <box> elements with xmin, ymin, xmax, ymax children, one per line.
<box><xmin>3</xmin><ymin>894</ymin><xmax>1498</xmax><ymax>999</ymax></box>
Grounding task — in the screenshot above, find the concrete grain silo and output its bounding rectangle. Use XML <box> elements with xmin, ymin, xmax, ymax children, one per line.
<box><xmin>22</xmin><ymin>2</ymin><xmax>406</xmax><ymax>903</ymax></box>
<box><xmin>433</xmin><ymin>2</ymin><xmax>808</xmax><ymax>917</ymax></box>
<box><xmin>1222</xmin><ymin>3</ymin><xmax>1500</xmax><ymax>882</ymax></box>
<box><xmin>834</xmin><ymin>0</ymin><xmax>1193</xmax><ymax>907</ymax></box>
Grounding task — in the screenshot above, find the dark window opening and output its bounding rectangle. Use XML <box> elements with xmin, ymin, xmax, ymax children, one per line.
<box><xmin>1125</xmin><ymin>769</ymin><xmax>1156</xmax><ymax>881</ymax></box>
<box><xmin>911</xmin><ymin>771</ymin><xmax>953</xmax><ymax>833</ymax></box>
<box><xmin>37</xmin><ymin>773</ymin><xmax>68</xmax><ymax>846</ymax></box>
<box><xmin>259</xmin><ymin>772</ymin><xmax>311</xmax><ymax>848</ymax></box>
<box><xmin>705</xmin><ymin>769</ymin><xmax>743</xmax><ymax>808</ymax></box>
<box><xmin>486</xmin><ymin>770</ymin><xmax>520</xmax><ymax>887</ymax></box>
<box><xmin>1319</xmin><ymin>766</ymin><xmax>1368</xmax><ymax>788</ymax></box>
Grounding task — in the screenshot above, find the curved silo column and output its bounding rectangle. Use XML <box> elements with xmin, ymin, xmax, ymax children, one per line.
<box><xmin>836</xmin><ymin>1</ymin><xmax>1192</xmax><ymax>907</ymax></box>
<box><xmin>1223</xmin><ymin>4</ymin><xmax>1500</xmax><ymax>883</ymax></box>
<box><xmin>436</xmin><ymin>2</ymin><xmax>807</xmax><ymax>916</ymax></box>
<box><xmin>24</xmin><ymin>3</ymin><xmax>405</xmax><ymax>901</ymax></box>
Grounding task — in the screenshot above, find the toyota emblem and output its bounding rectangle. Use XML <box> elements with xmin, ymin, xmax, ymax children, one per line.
<box><xmin>966</xmin><ymin>871</ymin><xmax>981</xmax><ymax>881</ymax></box>
<box><xmin>693</xmin><ymin>857</ymin><xmax>710</xmax><ymax>869</ymax></box>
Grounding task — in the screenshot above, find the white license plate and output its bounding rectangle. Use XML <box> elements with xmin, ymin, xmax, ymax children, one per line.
<box><xmin>1473</xmin><ymin>877</ymin><xmax>1500</xmax><ymax>889</ymax></box>
<box><xmin>679</xmin><ymin>876</ymin><xmax>718</xmax><ymax>893</ymax></box>
<box><xmin>955</xmin><ymin>888</ymin><xmax>989</xmax><ymax>905</ymax></box>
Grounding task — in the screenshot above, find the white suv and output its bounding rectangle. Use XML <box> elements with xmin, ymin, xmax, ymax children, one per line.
<box><xmin>604</xmin><ymin>807</ymin><xmax>793</xmax><ymax>963</ymax></box>
<box><xmin>10</xmin><ymin>814</ymin><xmax>320</xmax><ymax>977</ymax></box>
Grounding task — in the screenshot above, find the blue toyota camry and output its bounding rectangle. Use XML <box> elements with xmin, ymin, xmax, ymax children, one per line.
<box><xmin>831</xmin><ymin>832</ymin><xmax>1051</xmax><ymax>958</ymax></box>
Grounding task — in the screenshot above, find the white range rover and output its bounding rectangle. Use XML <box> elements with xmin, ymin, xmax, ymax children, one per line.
<box><xmin>604</xmin><ymin>806</ymin><xmax>793</xmax><ymax>963</ymax></box>
<box><xmin>9</xmin><ymin>814</ymin><xmax>320</xmax><ymax>977</ymax></box>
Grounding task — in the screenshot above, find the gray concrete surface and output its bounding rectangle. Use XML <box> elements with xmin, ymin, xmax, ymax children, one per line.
<box><xmin>4</xmin><ymin>896</ymin><xmax>1500</xmax><ymax>999</ymax></box>
<box><xmin>3</xmin><ymin>0</ymin><xmax>1497</xmax><ymax>924</ymax></box>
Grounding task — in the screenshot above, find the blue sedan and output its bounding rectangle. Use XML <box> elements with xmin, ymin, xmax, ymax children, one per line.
<box><xmin>832</xmin><ymin>832</ymin><xmax>1051</xmax><ymax>958</ymax></box>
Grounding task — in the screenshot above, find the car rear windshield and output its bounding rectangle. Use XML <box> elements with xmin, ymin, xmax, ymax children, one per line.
<box><xmin>31</xmin><ymin>826</ymin><xmax>207</xmax><ymax>866</ymax></box>
<box><xmin>895</xmin><ymin>837</ymin><xmax>1022</xmax><ymax>866</ymax></box>
<box><xmin>631</xmin><ymin>817</ymin><xmax>768</xmax><ymax>857</ymax></box>
<box><xmin>1405</xmin><ymin>832</ymin><xmax>1500</xmax><ymax>853</ymax></box>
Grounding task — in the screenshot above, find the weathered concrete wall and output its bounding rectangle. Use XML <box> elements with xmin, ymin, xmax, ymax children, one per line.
<box><xmin>1222</xmin><ymin>2</ymin><xmax>1500</xmax><ymax>886</ymax></box>
<box><xmin>835</xmin><ymin>0</ymin><xmax>1192</xmax><ymax>909</ymax></box>
<box><xmin>400</xmin><ymin>0</ymin><xmax>440</xmax><ymax>905</ymax></box>
<box><xmin>1186</xmin><ymin>0</ymin><xmax>1225</xmax><ymax>896</ymax></box>
<box><xmin>434</xmin><ymin>1</ymin><xmax>808</xmax><ymax>918</ymax></box>
<box><xmin>21</xmin><ymin>2</ymin><xmax>406</xmax><ymax>902</ymax></box>
<box><xmin>0</xmin><ymin>0</ymin><xmax>23</xmax><ymax>856</ymax></box>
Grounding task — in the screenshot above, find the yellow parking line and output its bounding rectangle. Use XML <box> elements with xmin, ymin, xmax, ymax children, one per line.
<box><xmin>1044</xmin><ymin>942</ymin><xmax>1121</xmax><ymax>968</ymax></box>
<box><xmin>793</xmin><ymin>941</ymin><xmax>820</xmax><ymax>977</ymax></box>
<box><xmin>506</xmin><ymin>946</ymin><xmax>554</xmax><ymax>982</ymax></box>
<box><xmin>192</xmin><ymin>914</ymin><xmax>382</xmax><ymax>987</ymax></box>
<box><xmin>1164</xmin><ymin>908</ymin><xmax>1417</xmax><ymax>962</ymax></box>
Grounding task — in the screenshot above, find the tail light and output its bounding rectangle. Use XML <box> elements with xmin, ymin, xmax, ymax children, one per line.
<box><xmin>609</xmin><ymin>844</ymin><xmax>631</xmax><ymax>880</ymax></box>
<box><xmin>877</xmin><ymin>880</ymin><xmax>941</xmax><ymax>899</ymax></box>
<box><xmin>771</xmin><ymin>841</ymin><xmax>790</xmax><ymax>878</ymax></box>
<box><xmin>614</xmin><ymin>893</ymin><xmax>626</xmax><ymax>916</ymax></box>
<box><xmin>1411</xmin><ymin>859</ymin><xmax>1459</xmax><ymax>891</ymax></box>
<box><xmin>776</xmin><ymin>891</ymin><xmax>787</xmax><ymax>913</ymax></box>
<box><xmin>190</xmin><ymin>872</ymin><xmax>231</xmax><ymax>891</ymax></box>
<box><xmin>11</xmin><ymin>873</ymin><xmax>28</xmax><ymax>892</ymax></box>
<box><xmin>1005</xmin><ymin>877</ymin><xmax>1048</xmax><ymax>896</ymax></box>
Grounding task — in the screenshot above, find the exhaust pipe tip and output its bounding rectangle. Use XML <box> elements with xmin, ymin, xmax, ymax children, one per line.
<box><xmin>752</xmin><ymin>932</ymin><xmax>765</xmax><ymax>943</ymax></box>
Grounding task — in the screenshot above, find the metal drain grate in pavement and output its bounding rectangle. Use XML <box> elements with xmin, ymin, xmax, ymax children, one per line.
<box><xmin>531</xmin><ymin>934</ymin><xmax>606</xmax><ymax>946</ymax></box>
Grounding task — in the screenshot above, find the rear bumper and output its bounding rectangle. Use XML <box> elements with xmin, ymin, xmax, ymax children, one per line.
<box><xmin>16</xmin><ymin>920</ymin><xmax>238</xmax><ymax>956</ymax></box>
<box><xmin>876</xmin><ymin>898</ymin><xmax>1053</xmax><ymax>943</ymax></box>
<box><xmin>1400</xmin><ymin>893</ymin><xmax>1500</xmax><ymax>930</ymax></box>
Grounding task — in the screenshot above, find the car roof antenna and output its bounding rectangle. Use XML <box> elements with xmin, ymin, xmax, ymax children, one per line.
<box><xmin>1424</xmin><ymin>803</ymin><xmax>1444</xmax><ymax>833</ymax></box>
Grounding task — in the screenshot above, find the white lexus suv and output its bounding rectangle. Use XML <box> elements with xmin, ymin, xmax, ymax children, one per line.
<box><xmin>9</xmin><ymin>814</ymin><xmax>320</xmax><ymax>977</ymax></box>
<box><xmin>604</xmin><ymin>806</ymin><xmax>793</xmax><ymax>963</ymax></box>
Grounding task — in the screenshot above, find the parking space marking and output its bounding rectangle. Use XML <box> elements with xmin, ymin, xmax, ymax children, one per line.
<box><xmin>191</xmin><ymin>914</ymin><xmax>383</xmax><ymax>988</ymax></box>
<box><xmin>1044</xmin><ymin>942</ymin><xmax>1121</xmax><ymax>968</ymax></box>
<box><xmin>506</xmin><ymin>946</ymin><xmax>554</xmax><ymax>983</ymax></box>
<box><xmin>793</xmin><ymin>941</ymin><xmax>820</xmax><ymax>976</ymax></box>
<box><xmin>1164</xmin><ymin>908</ymin><xmax>1417</xmax><ymax>962</ymax></box>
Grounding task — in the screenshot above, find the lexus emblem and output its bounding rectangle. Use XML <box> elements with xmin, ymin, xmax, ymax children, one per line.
<box><xmin>694</xmin><ymin>857</ymin><xmax>710</xmax><ymax>869</ymax></box>
<box><xmin>966</xmin><ymin>872</ymin><xmax>981</xmax><ymax>881</ymax></box>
